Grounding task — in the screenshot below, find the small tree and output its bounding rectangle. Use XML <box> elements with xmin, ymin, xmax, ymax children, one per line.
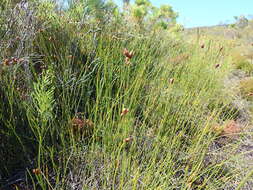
<box><xmin>235</xmin><ymin>15</ymin><xmax>248</xmax><ymax>29</ymax></box>
<box><xmin>129</xmin><ymin>0</ymin><xmax>178</xmax><ymax>31</ymax></box>
<box><xmin>131</xmin><ymin>0</ymin><xmax>152</xmax><ymax>24</ymax></box>
<box><xmin>150</xmin><ymin>5</ymin><xmax>178</xmax><ymax>30</ymax></box>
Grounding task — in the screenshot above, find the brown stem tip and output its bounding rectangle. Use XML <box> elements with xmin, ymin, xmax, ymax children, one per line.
<box><xmin>123</xmin><ymin>48</ymin><xmax>134</xmax><ymax>59</ymax></box>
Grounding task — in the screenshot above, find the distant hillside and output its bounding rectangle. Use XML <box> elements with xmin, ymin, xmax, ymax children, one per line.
<box><xmin>185</xmin><ymin>19</ymin><xmax>253</xmax><ymax>41</ymax></box>
<box><xmin>184</xmin><ymin>19</ymin><xmax>253</xmax><ymax>63</ymax></box>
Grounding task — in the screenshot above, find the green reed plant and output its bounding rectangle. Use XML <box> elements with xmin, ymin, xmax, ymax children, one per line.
<box><xmin>0</xmin><ymin>1</ymin><xmax>252</xmax><ymax>189</ymax></box>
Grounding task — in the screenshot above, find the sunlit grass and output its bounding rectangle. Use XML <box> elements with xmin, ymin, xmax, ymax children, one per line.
<box><xmin>0</xmin><ymin>1</ymin><xmax>252</xmax><ymax>189</ymax></box>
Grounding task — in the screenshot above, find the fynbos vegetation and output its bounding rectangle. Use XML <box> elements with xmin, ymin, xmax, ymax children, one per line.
<box><xmin>0</xmin><ymin>0</ymin><xmax>253</xmax><ymax>189</ymax></box>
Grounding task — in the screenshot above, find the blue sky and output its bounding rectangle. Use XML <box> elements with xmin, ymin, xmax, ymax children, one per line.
<box><xmin>114</xmin><ymin>0</ymin><xmax>253</xmax><ymax>28</ymax></box>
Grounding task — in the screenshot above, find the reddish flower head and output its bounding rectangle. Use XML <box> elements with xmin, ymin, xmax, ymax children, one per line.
<box><xmin>123</xmin><ymin>48</ymin><xmax>134</xmax><ymax>59</ymax></box>
<box><xmin>32</xmin><ymin>168</ymin><xmax>41</xmax><ymax>175</ymax></box>
<box><xmin>124</xmin><ymin>137</ymin><xmax>133</xmax><ymax>143</ymax></box>
<box><xmin>215</xmin><ymin>64</ymin><xmax>220</xmax><ymax>68</ymax></box>
<box><xmin>121</xmin><ymin>108</ymin><xmax>129</xmax><ymax>116</ymax></box>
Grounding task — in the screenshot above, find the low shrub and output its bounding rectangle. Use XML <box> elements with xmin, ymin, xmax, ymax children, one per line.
<box><xmin>0</xmin><ymin>1</ymin><xmax>251</xmax><ymax>189</ymax></box>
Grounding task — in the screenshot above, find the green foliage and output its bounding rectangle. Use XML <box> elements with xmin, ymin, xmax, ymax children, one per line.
<box><xmin>132</xmin><ymin>4</ymin><xmax>147</xmax><ymax>21</ymax></box>
<box><xmin>232</xmin><ymin>52</ymin><xmax>253</xmax><ymax>74</ymax></box>
<box><xmin>85</xmin><ymin>0</ymin><xmax>105</xmax><ymax>19</ymax></box>
<box><xmin>31</xmin><ymin>69</ymin><xmax>55</xmax><ymax>124</ymax></box>
<box><xmin>240</xmin><ymin>78</ymin><xmax>253</xmax><ymax>101</ymax></box>
<box><xmin>127</xmin><ymin>0</ymin><xmax>178</xmax><ymax>31</ymax></box>
<box><xmin>0</xmin><ymin>0</ymin><xmax>9</xmax><ymax>10</ymax></box>
<box><xmin>131</xmin><ymin>0</ymin><xmax>151</xmax><ymax>24</ymax></box>
<box><xmin>150</xmin><ymin>5</ymin><xmax>178</xmax><ymax>30</ymax></box>
<box><xmin>0</xmin><ymin>1</ymin><xmax>251</xmax><ymax>189</ymax></box>
<box><xmin>135</xmin><ymin>0</ymin><xmax>151</xmax><ymax>6</ymax></box>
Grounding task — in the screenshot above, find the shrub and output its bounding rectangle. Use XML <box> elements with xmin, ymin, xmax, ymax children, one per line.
<box><xmin>232</xmin><ymin>52</ymin><xmax>253</xmax><ymax>74</ymax></box>
<box><xmin>0</xmin><ymin>1</ymin><xmax>251</xmax><ymax>189</ymax></box>
<box><xmin>240</xmin><ymin>77</ymin><xmax>253</xmax><ymax>101</ymax></box>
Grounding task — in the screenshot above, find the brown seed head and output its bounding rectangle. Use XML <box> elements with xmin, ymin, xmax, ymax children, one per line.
<box><xmin>3</xmin><ymin>59</ymin><xmax>10</xmax><ymax>66</ymax></box>
<box><xmin>32</xmin><ymin>168</ymin><xmax>41</xmax><ymax>175</ymax></box>
<box><xmin>121</xmin><ymin>108</ymin><xmax>129</xmax><ymax>116</ymax></box>
<box><xmin>215</xmin><ymin>64</ymin><xmax>220</xmax><ymax>68</ymax></box>
<box><xmin>72</xmin><ymin>117</ymin><xmax>85</xmax><ymax>130</ymax></box>
<box><xmin>124</xmin><ymin>137</ymin><xmax>132</xmax><ymax>143</ymax></box>
<box><xmin>123</xmin><ymin>48</ymin><xmax>134</xmax><ymax>59</ymax></box>
<box><xmin>13</xmin><ymin>58</ymin><xmax>18</xmax><ymax>63</ymax></box>
<box><xmin>169</xmin><ymin>78</ymin><xmax>174</xmax><ymax>84</ymax></box>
